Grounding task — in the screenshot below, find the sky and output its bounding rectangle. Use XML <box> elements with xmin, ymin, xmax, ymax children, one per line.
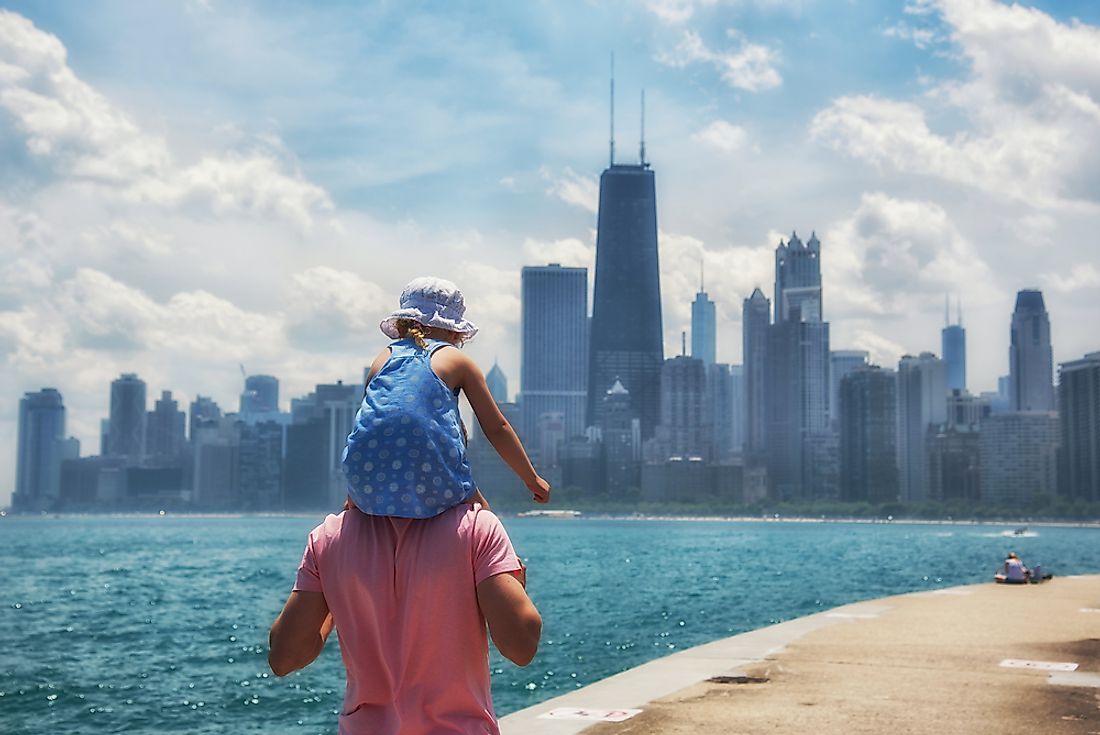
<box><xmin>3</xmin><ymin>0</ymin><xmax>1100</xmax><ymax>506</ymax></box>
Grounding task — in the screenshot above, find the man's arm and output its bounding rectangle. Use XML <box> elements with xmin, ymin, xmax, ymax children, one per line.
<box><xmin>268</xmin><ymin>590</ymin><xmax>333</xmax><ymax>676</ymax></box>
<box><xmin>477</xmin><ymin>572</ymin><xmax>542</xmax><ymax>666</ymax></box>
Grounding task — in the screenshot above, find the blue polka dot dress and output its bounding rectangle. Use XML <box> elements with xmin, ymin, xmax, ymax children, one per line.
<box><xmin>342</xmin><ymin>338</ymin><xmax>476</xmax><ymax>518</ymax></box>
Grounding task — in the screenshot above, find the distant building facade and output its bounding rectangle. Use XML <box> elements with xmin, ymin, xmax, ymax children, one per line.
<box><xmin>829</xmin><ymin>350</ymin><xmax>869</xmax><ymax>428</ymax></box>
<box><xmin>942</xmin><ymin>301</ymin><xmax>967</xmax><ymax>392</ymax></box>
<box><xmin>1059</xmin><ymin>352</ymin><xmax>1100</xmax><ymax>502</ymax></box>
<box><xmin>742</xmin><ymin>288</ymin><xmax>770</xmax><ymax>465</ymax></box>
<box><xmin>649</xmin><ymin>354</ymin><xmax>711</xmax><ymax>461</ymax></box>
<box><xmin>241</xmin><ymin>374</ymin><xmax>279</xmax><ymax>415</ymax></box>
<box><xmin>14</xmin><ymin>388</ymin><xmax>67</xmax><ymax>511</ymax></box>
<box><xmin>980</xmin><ymin>412</ymin><xmax>1060</xmax><ymax>505</ymax></box>
<box><xmin>145</xmin><ymin>390</ymin><xmax>187</xmax><ymax>468</ymax></box>
<box><xmin>896</xmin><ymin>353</ymin><xmax>946</xmax><ymax>503</ymax></box>
<box><xmin>587</xmin><ymin>163</ymin><xmax>663</xmax><ymax>437</ymax></box>
<box><xmin>108</xmin><ymin>373</ymin><xmax>147</xmax><ymax>464</ymax></box>
<box><xmin>838</xmin><ymin>367</ymin><xmax>898</xmax><ymax>504</ymax></box>
<box><xmin>1009</xmin><ymin>289</ymin><xmax>1055</xmax><ymax>411</ymax></box>
<box><xmin>691</xmin><ymin>289</ymin><xmax>716</xmax><ymax>365</ymax></box>
<box><xmin>521</xmin><ymin>264</ymin><xmax>588</xmax><ymax>447</ymax></box>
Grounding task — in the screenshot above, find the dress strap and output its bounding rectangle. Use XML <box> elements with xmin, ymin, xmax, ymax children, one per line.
<box><xmin>426</xmin><ymin>339</ymin><xmax>455</xmax><ymax>357</ymax></box>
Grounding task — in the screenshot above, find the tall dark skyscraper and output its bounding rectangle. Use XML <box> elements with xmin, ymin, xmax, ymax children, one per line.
<box><xmin>1059</xmin><ymin>351</ymin><xmax>1100</xmax><ymax>502</ymax></box>
<box><xmin>741</xmin><ymin>288</ymin><xmax>770</xmax><ymax>463</ymax></box>
<box><xmin>1009</xmin><ymin>289</ymin><xmax>1055</xmax><ymax>411</ymax></box>
<box><xmin>14</xmin><ymin>388</ymin><xmax>67</xmax><ymax>511</ymax></box>
<box><xmin>839</xmin><ymin>367</ymin><xmax>898</xmax><ymax>503</ymax></box>
<box><xmin>521</xmin><ymin>264</ymin><xmax>588</xmax><ymax>442</ymax></box>
<box><xmin>108</xmin><ymin>373</ymin><xmax>147</xmax><ymax>464</ymax></box>
<box><xmin>764</xmin><ymin>232</ymin><xmax>830</xmax><ymax>500</ymax></box>
<box><xmin>942</xmin><ymin>296</ymin><xmax>966</xmax><ymax>392</ymax></box>
<box><xmin>587</xmin><ymin>162</ymin><xmax>663</xmax><ymax>436</ymax></box>
<box><xmin>774</xmin><ymin>231</ymin><xmax>822</xmax><ymax>323</ymax></box>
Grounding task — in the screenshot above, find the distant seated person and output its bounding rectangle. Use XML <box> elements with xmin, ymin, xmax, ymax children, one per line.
<box><xmin>995</xmin><ymin>552</ymin><xmax>1031</xmax><ymax>584</ymax></box>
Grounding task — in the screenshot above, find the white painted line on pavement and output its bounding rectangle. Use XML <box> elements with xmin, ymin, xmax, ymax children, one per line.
<box><xmin>1048</xmin><ymin>672</ymin><xmax>1100</xmax><ymax>688</ymax></box>
<box><xmin>537</xmin><ymin>707</ymin><xmax>642</xmax><ymax>723</ymax></box>
<box><xmin>1000</xmin><ymin>659</ymin><xmax>1078</xmax><ymax>672</ymax></box>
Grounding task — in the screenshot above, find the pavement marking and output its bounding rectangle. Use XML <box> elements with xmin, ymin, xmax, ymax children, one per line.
<box><xmin>928</xmin><ymin>588</ymin><xmax>973</xmax><ymax>596</ymax></box>
<box><xmin>1048</xmin><ymin>672</ymin><xmax>1100</xmax><ymax>688</ymax></box>
<box><xmin>1000</xmin><ymin>659</ymin><xmax>1078</xmax><ymax>672</ymax></box>
<box><xmin>1080</xmin><ymin>608</ymin><xmax>1100</xmax><ymax>613</ymax></box>
<box><xmin>826</xmin><ymin>612</ymin><xmax>880</xmax><ymax>620</ymax></box>
<box><xmin>537</xmin><ymin>707</ymin><xmax>642</xmax><ymax>723</ymax></box>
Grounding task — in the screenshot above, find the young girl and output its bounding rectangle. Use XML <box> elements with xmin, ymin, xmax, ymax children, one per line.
<box><xmin>342</xmin><ymin>276</ymin><xmax>550</xmax><ymax>517</ymax></box>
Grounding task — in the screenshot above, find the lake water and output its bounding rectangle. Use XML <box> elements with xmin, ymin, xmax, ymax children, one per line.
<box><xmin>3</xmin><ymin>515</ymin><xmax>1098</xmax><ymax>734</ymax></box>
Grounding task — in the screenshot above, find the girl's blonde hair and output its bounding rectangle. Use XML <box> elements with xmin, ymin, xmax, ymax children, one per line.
<box><xmin>395</xmin><ymin>318</ymin><xmax>464</xmax><ymax>350</ymax></box>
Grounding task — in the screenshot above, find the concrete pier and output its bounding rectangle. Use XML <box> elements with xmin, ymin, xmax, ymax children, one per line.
<box><xmin>500</xmin><ymin>575</ymin><xmax>1100</xmax><ymax>735</ymax></box>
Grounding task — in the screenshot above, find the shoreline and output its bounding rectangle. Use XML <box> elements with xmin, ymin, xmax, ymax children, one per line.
<box><xmin>3</xmin><ymin>509</ymin><xmax>1100</xmax><ymax>528</ymax></box>
<box><xmin>500</xmin><ymin>574</ymin><xmax>1100</xmax><ymax>734</ymax></box>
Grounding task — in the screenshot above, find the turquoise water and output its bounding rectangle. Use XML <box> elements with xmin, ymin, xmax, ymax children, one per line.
<box><xmin>3</xmin><ymin>515</ymin><xmax>1099</xmax><ymax>734</ymax></box>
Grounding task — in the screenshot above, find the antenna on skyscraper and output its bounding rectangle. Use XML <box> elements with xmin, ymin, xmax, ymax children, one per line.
<box><xmin>699</xmin><ymin>257</ymin><xmax>705</xmax><ymax>293</ymax></box>
<box><xmin>681</xmin><ymin>330</ymin><xmax>687</xmax><ymax>357</ymax></box>
<box><xmin>640</xmin><ymin>89</ymin><xmax>647</xmax><ymax>166</ymax></box>
<box><xmin>609</xmin><ymin>52</ymin><xmax>616</xmax><ymax>167</ymax></box>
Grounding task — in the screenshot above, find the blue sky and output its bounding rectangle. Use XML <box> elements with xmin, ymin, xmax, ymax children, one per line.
<box><xmin>2</xmin><ymin>0</ymin><xmax>1100</xmax><ymax>504</ymax></box>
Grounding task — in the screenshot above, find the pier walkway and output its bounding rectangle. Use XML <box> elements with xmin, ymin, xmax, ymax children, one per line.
<box><xmin>500</xmin><ymin>575</ymin><xmax>1100</xmax><ymax>735</ymax></box>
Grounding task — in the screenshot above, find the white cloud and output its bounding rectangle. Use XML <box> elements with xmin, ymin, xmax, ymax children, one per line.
<box><xmin>692</xmin><ymin>120</ymin><xmax>748</xmax><ymax>153</ymax></box>
<box><xmin>1040</xmin><ymin>264</ymin><xmax>1100</xmax><ymax>294</ymax></box>
<box><xmin>542</xmin><ymin>166</ymin><xmax>599</xmax><ymax>214</ymax></box>
<box><xmin>522</xmin><ymin>237</ymin><xmax>595</xmax><ymax>270</ymax></box>
<box><xmin>822</xmin><ymin>192</ymin><xmax>1001</xmax><ymax>320</ymax></box>
<box><xmin>851</xmin><ymin>329</ymin><xmax>907</xmax><ymax>368</ymax></box>
<box><xmin>811</xmin><ymin>0</ymin><xmax>1100</xmax><ymax>209</ymax></box>
<box><xmin>0</xmin><ymin>10</ymin><xmax>332</xmax><ymax>228</ymax></box>
<box><xmin>657</xmin><ymin>29</ymin><xmax>782</xmax><ymax>92</ymax></box>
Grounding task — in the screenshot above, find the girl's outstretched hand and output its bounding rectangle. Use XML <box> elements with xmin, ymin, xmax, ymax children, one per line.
<box><xmin>528</xmin><ymin>476</ymin><xmax>551</xmax><ymax>504</ymax></box>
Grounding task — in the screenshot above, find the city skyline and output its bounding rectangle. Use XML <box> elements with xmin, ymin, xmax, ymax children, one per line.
<box><xmin>2</xmin><ymin>1</ymin><xmax>1100</xmax><ymax>505</ymax></box>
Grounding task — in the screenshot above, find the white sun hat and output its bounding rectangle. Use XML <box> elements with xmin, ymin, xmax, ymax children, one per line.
<box><xmin>379</xmin><ymin>276</ymin><xmax>479</xmax><ymax>340</ymax></box>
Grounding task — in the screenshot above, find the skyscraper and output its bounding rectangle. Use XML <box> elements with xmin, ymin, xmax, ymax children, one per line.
<box><xmin>241</xmin><ymin>375</ymin><xmax>279</xmax><ymax>415</ymax></box>
<box><xmin>765</xmin><ymin>232</ymin><xmax>830</xmax><ymax>500</ymax></box>
<box><xmin>108</xmin><ymin>373</ymin><xmax>147</xmax><ymax>464</ymax></box>
<box><xmin>896</xmin><ymin>353</ymin><xmax>946</xmax><ymax>503</ymax></box>
<box><xmin>1058</xmin><ymin>352</ymin><xmax>1100</xmax><ymax>502</ymax></box>
<box><xmin>838</xmin><ymin>367</ymin><xmax>898</xmax><ymax>503</ymax></box>
<box><xmin>145</xmin><ymin>390</ymin><xmax>187</xmax><ymax>467</ymax></box>
<box><xmin>189</xmin><ymin>395</ymin><xmax>222</xmax><ymax>441</ymax></box>
<box><xmin>829</xmin><ymin>350</ymin><xmax>869</xmax><ymax>427</ymax></box>
<box><xmin>486</xmin><ymin>361</ymin><xmax>508</xmax><ymax>404</ymax></box>
<box><xmin>651</xmin><ymin>354</ymin><xmax>711</xmax><ymax>460</ymax></box>
<box><xmin>691</xmin><ymin>287</ymin><xmax>716</xmax><ymax>366</ymax></box>
<box><xmin>774</xmin><ymin>231</ymin><xmax>822</xmax><ymax>323</ymax></box>
<box><xmin>14</xmin><ymin>388</ymin><xmax>66</xmax><ymax>511</ymax></box>
<box><xmin>601</xmin><ymin>379</ymin><xmax>640</xmax><ymax>494</ymax></box>
<box><xmin>942</xmin><ymin>298</ymin><xmax>966</xmax><ymax>392</ymax></box>
<box><xmin>980</xmin><ymin>412</ymin><xmax>1059</xmax><ymax>505</ymax></box>
<box><xmin>521</xmin><ymin>264</ymin><xmax>588</xmax><ymax>442</ymax></box>
<box><xmin>587</xmin><ymin>161</ymin><xmax>663</xmax><ymax>437</ymax></box>
<box><xmin>1009</xmin><ymin>289</ymin><xmax>1055</xmax><ymax>411</ymax></box>
<box><xmin>742</xmin><ymin>288</ymin><xmax>770</xmax><ymax>463</ymax></box>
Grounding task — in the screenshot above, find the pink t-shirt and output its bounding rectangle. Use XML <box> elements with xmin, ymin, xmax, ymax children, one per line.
<box><xmin>294</xmin><ymin>503</ymin><xmax>522</xmax><ymax>735</ymax></box>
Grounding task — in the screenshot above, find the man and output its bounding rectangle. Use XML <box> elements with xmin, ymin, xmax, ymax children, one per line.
<box><xmin>269</xmin><ymin>503</ymin><xmax>541</xmax><ymax>734</ymax></box>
